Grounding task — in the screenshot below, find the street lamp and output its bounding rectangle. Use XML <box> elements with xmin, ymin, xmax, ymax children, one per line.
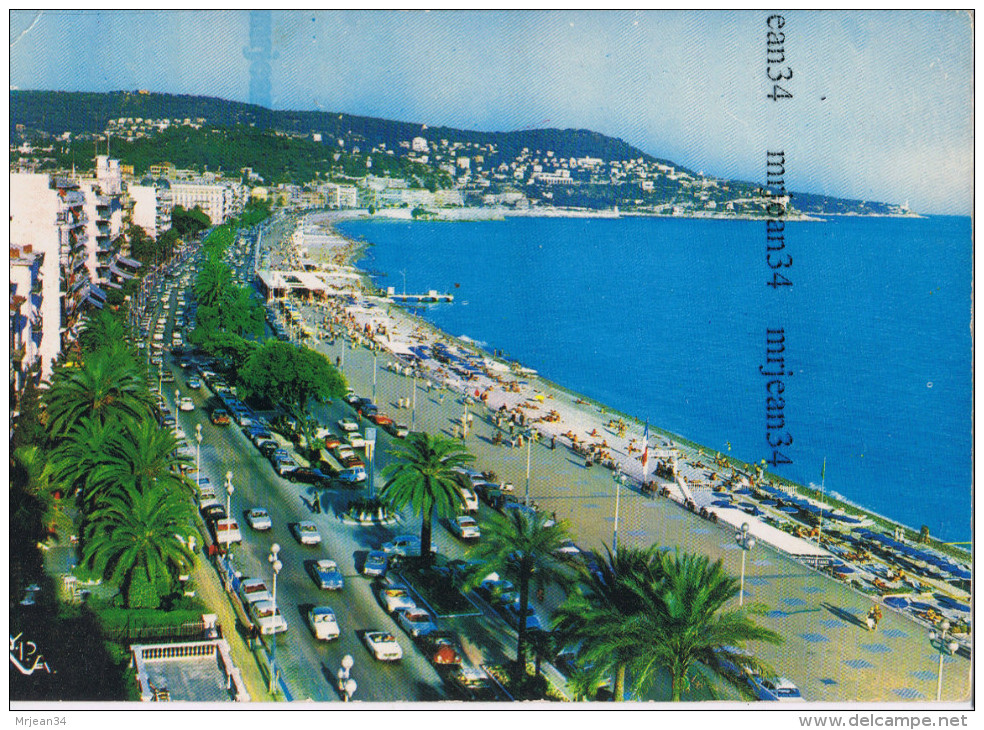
<box><xmin>410</xmin><ymin>370</ymin><xmax>417</xmax><ymax>431</ymax></box>
<box><xmin>372</xmin><ymin>349</ymin><xmax>378</xmax><ymax>404</ymax></box>
<box><xmin>175</xmin><ymin>389</ymin><xmax>180</xmax><ymax>409</ymax></box>
<box><xmin>735</xmin><ymin>522</ymin><xmax>756</xmax><ymax>607</ymax></box>
<box><xmin>524</xmin><ymin>429</ymin><xmax>534</xmax><ymax>507</ymax></box>
<box><xmin>195</xmin><ymin>424</ymin><xmax>203</xmax><ymax>489</ymax></box>
<box><xmin>928</xmin><ymin>620</ymin><xmax>959</xmax><ymax>701</ymax></box>
<box><xmin>365</xmin><ymin>428</ymin><xmax>378</xmax><ymax>500</ymax></box>
<box><xmin>338</xmin><ymin>654</ymin><xmax>355</xmax><ymax>700</ymax></box>
<box><xmin>225</xmin><ymin>471</ymin><xmax>234</xmax><ymax>521</ymax></box>
<box><xmin>268</xmin><ymin>544</ymin><xmax>282</xmax><ymax>694</ymax></box>
<box><xmin>612</xmin><ymin>465</ymin><xmax>626</xmax><ymax>552</ymax></box>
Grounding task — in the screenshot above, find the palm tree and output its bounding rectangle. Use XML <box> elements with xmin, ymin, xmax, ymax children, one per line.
<box><xmin>194</xmin><ymin>258</ymin><xmax>233</xmax><ymax>308</ymax></box>
<box><xmin>467</xmin><ymin>508</ymin><xmax>572</xmax><ymax>676</ymax></box>
<box><xmin>629</xmin><ymin>550</ymin><xmax>782</xmax><ymax>701</ymax></box>
<box><xmin>44</xmin><ymin>345</ymin><xmax>151</xmax><ymax>436</ymax></box>
<box><xmin>82</xmin><ymin>481</ymin><xmax>195</xmax><ymax>608</ymax></box>
<box><xmin>48</xmin><ymin>416</ymin><xmax>119</xmax><ymax>508</ymax></box>
<box><xmin>78</xmin><ymin>310</ymin><xmax>129</xmax><ymax>355</ymax></box>
<box><xmin>380</xmin><ymin>432</ymin><xmax>473</xmax><ymax>558</ymax></box>
<box><xmin>553</xmin><ymin>545</ymin><xmax>665</xmax><ymax>700</ymax></box>
<box><xmin>11</xmin><ymin>445</ymin><xmax>74</xmax><ymax>543</ymax></box>
<box><xmin>86</xmin><ymin>419</ymin><xmax>193</xmax><ymax>509</ymax></box>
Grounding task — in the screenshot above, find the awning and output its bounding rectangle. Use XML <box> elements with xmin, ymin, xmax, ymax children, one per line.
<box><xmin>86</xmin><ymin>295</ymin><xmax>104</xmax><ymax>309</ymax></box>
<box><xmin>116</xmin><ymin>255</ymin><xmax>143</xmax><ymax>269</ymax></box>
<box><xmin>110</xmin><ymin>264</ymin><xmax>136</xmax><ymax>280</ymax></box>
<box><xmin>89</xmin><ymin>284</ymin><xmax>108</xmax><ymax>302</ymax></box>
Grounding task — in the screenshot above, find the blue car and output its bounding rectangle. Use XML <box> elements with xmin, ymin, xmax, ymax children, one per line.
<box><xmin>309</xmin><ymin>559</ymin><xmax>344</xmax><ymax>590</ymax></box>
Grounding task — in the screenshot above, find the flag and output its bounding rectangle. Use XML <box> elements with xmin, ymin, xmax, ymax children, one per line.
<box><xmin>820</xmin><ymin>457</ymin><xmax>826</xmax><ymax>484</ymax></box>
<box><xmin>641</xmin><ymin>422</ymin><xmax>650</xmax><ymax>476</ymax></box>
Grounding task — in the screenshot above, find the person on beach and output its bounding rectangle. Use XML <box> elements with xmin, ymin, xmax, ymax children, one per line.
<box><xmin>550</xmin><ymin>435</ymin><xmax>556</xmax><ymax>450</ymax></box>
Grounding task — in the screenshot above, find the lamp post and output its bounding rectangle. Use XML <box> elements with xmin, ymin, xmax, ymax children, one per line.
<box><xmin>175</xmin><ymin>389</ymin><xmax>180</xmax><ymax>410</ymax></box>
<box><xmin>735</xmin><ymin>522</ymin><xmax>756</xmax><ymax>607</ymax></box>
<box><xmin>410</xmin><ymin>370</ymin><xmax>417</xmax><ymax>432</ymax></box>
<box><xmin>338</xmin><ymin>654</ymin><xmax>355</xmax><ymax>700</ymax></box>
<box><xmin>195</xmin><ymin>424</ymin><xmax>203</xmax><ymax>490</ymax></box>
<box><xmin>929</xmin><ymin>620</ymin><xmax>959</xmax><ymax>701</ymax></box>
<box><xmin>524</xmin><ymin>429</ymin><xmax>534</xmax><ymax>507</ymax></box>
<box><xmin>365</xmin><ymin>428</ymin><xmax>377</xmax><ymax>500</ymax></box>
<box><xmin>268</xmin><ymin>544</ymin><xmax>282</xmax><ymax>694</ymax></box>
<box><xmin>372</xmin><ymin>348</ymin><xmax>378</xmax><ymax>404</ymax></box>
<box><xmin>225</xmin><ymin>471</ymin><xmax>234</xmax><ymax>522</ymax></box>
<box><xmin>612</xmin><ymin>465</ymin><xmax>626</xmax><ymax>552</ymax></box>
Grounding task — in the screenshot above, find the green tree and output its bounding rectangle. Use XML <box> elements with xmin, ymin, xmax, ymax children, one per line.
<box><xmin>467</xmin><ymin>508</ymin><xmax>572</xmax><ymax>677</ymax></box>
<box><xmin>238</xmin><ymin>340</ymin><xmax>346</xmax><ymax>410</ymax></box>
<box><xmin>78</xmin><ymin>310</ymin><xmax>128</xmax><ymax>356</ymax></box>
<box><xmin>82</xmin><ymin>480</ymin><xmax>194</xmax><ymax>608</ymax></box>
<box><xmin>170</xmin><ymin>205</ymin><xmax>211</xmax><ymax>236</ymax></box>
<box><xmin>223</xmin><ymin>286</ymin><xmax>265</xmax><ymax>338</ymax></box>
<box><xmin>194</xmin><ymin>258</ymin><xmax>233</xmax><ymax>308</ymax></box>
<box><xmin>48</xmin><ymin>416</ymin><xmax>118</xmax><ymax>508</ymax></box>
<box><xmin>380</xmin><ymin>433</ymin><xmax>473</xmax><ymax>560</ymax></box>
<box><xmin>44</xmin><ymin>345</ymin><xmax>151</xmax><ymax>437</ymax></box>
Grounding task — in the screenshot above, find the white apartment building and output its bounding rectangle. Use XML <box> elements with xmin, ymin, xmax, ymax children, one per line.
<box><xmin>78</xmin><ymin>156</ymin><xmax>125</xmax><ymax>286</ymax></box>
<box><xmin>169</xmin><ymin>181</ymin><xmax>241</xmax><ymax>225</ymax></box>
<box><xmin>128</xmin><ymin>181</ymin><xmax>173</xmax><ymax>238</ymax></box>
<box><xmin>9</xmin><ymin>173</ymin><xmax>92</xmax><ymax>379</ymax></box>
<box><xmin>10</xmin><ymin>245</ymin><xmax>43</xmax><ymax>390</ymax></box>
<box><xmin>323</xmin><ymin>184</ymin><xmax>359</xmax><ymax>209</ymax></box>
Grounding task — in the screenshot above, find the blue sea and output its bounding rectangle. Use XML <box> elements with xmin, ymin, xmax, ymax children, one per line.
<box><xmin>341</xmin><ymin>215</ymin><xmax>973</xmax><ymax>543</ymax></box>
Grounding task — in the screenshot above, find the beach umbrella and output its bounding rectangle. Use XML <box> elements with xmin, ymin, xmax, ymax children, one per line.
<box><xmin>779</xmin><ymin>505</ymin><xmax>800</xmax><ymax>514</ymax></box>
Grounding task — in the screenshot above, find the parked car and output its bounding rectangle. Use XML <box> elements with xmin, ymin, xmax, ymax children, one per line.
<box><xmin>337</xmin><ymin>419</ymin><xmax>359</xmax><ymax>433</ymax></box>
<box><xmin>291</xmin><ymin>521</ymin><xmax>322</xmax><ymax>546</ymax></box>
<box><xmin>307</xmin><ymin>606</ymin><xmax>341</xmax><ymax>641</ymax></box>
<box><xmin>381</xmin><ymin>534</ymin><xmax>436</xmax><ymax>558</ymax></box>
<box><xmin>451</xmin><ymin>515</ymin><xmax>481</xmax><ymax>540</ymax></box>
<box><xmin>385</xmin><ymin>422</ymin><xmax>410</xmax><ymax>439</ymax></box>
<box><xmin>377</xmin><ymin>581</ymin><xmax>417</xmax><ymax>614</ymax></box>
<box><xmin>257</xmin><ymin>440</ymin><xmax>280</xmax><ymax>458</ymax></box>
<box><xmin>368</xmin><ymin>412</ymin><xmax>394</xmax><ymax>427</ymax></box>
<box><xmin>200</xmin><ymin>504</ymin><xmax>227</xmax><ymax>522</ymax></box>
<box><xmin>445</xmin><ymin>666</ymin><xmax>496</xmax><ymax>700</ymax></box>
<box><xmin>289</xmin><ymin>467</ymin><xmax>332</xmax><ymax>486</ymax></box>
<box><xmin>238</xmin><ymin>578</ymin><xmax>272</xmax><ymax>605</ymax></box>
<box><xmin>178</xmin><ymin>397</ymin><xmax>195</xmax><ymax>412</ymax></box>
<box><xmin>503</xmin><ymin>601</ymin><xmax>542</xmax><ymax>629</ymax></box>
<box><xmin>309</xmin><ymin>559</ymin><xmax>344</xmax><ymax>590</ymax></box>
<box><xmin>273</xmin><ymin>457</ymin><xmax>300</xmax><ymax>477</ymax></box>
<box><xmin>396</xmin><ymin>607</ymin><xmax>437</xmax><ymax>638</ymax></box>
<box><xmin>458</xmin><ymin>487</ymin><xmax>479</xmax><ymax>512</ymax></box>
<box><xmin>476</xmin><ymin>578</ymin><xmax>518</xmax><ymax>607</ymax></box>
<box><xmin>423</xmin><ymin>632</ymin><xmax>464</xmax><ymax>667</ymax></box>
<box><xmin>249</xmin><ymin>600</ymin><xmax>287</xmax><ymax>635</ymax></box>
<box><xmin>752</xmin><ymin>675</ymin><xmax>804</xmax><ymax>702</ymax></box>
<box><xmin>363</xmin><ymin>550</ymin><xmax>389</xmax><ymax>577</ymax></box>
<box><xmin>363</xmin><ymin>631</ymin><xmax>403</xmax><ymax>661</ymax></box>
<box><xmin>245</xmin><ymin>507</ymin><xmax>272</xmax><ymax>531</ymax></box>
<box><xmin>212</xmin><ymin>518</ymin><xmax>243</xmax><ymax>546</ymax></box>
<box><xmin>186</xmin><ymin>376</ymin><xmax>202</xmax><ymax>390</ymax></box>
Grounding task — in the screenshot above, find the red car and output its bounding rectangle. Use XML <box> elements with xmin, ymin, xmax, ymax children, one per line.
<box><xmin>210</xmin><ymin>408</ymin><xmax>231</xmax><ymax>426</ymax></box>
<box><xmin>322</xmin><ymin>433</ymin><xmax>342</xmax><ymax>449</ymax></box>
<box><xmin>369</xmin><ymin>412</ymin><xmax>394</xmax><ymax>427</ymax></box>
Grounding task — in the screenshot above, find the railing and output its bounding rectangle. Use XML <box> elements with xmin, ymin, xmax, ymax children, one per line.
<box><xmin>104</xmin><ymin>620</ymin><xmax>222</xmax><ymax>644</ymax></box>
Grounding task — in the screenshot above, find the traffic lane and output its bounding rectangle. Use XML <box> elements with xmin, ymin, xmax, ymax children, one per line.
<box><xmin>183</xmin><ymin>387</ymin><xmax>448</xmax><ymax>701</ymax></box>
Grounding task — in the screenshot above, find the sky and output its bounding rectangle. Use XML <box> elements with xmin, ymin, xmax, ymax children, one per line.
<box><xmin>9</xmin><ymin>9</ymin><xmax>974</xmax><ymax>214</ymax></box>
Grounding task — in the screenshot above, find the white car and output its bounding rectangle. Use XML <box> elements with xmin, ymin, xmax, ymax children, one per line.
<box><xmin>245</xmin><ymin>507</ymin><xmax>272</xmax><ymax>531</ymax></box>
<box><xmin>212</xmin><ymin>518</ymin><xmax>242</xmax><ymax>545</ymax></box>
<box><xmin>346</xmin><ymin>432</ymin><xmax>366</xmax><ymax>449</ymax></box>
<box><xmin>459</xmin><ymin>487</ymin><xmax>479</xmax><ymax>512</ymax></box>
<box><xmin>451</xmin><ymin>515</ymin><xmax>481</xmax><ymax>540</ymax></box>
<box><xmin>292</xmin><ymin>521</ymin><xmax>322</xmax><ymax>546</ymax></box>
<box><xmin>238</xmin><ymin>578</ymin><xmax>271</xmax><ymax>605</ymax></box>
<box><xmin>752</xmin><ymin>676</ymin><xmax>804</xmax><ymax>702</ymax></box>
<box><xmin>307</xmin><ymin>606</ymin><xmax>341</xmax><ymax>641</ymax></box>
<box><xmin>249</xmin><ymin>600</ymin><xmax>288</xmax><ymax>635</ymax></box>
<box><xmin>363</xmin><ymin>631</ymin><xmax>403</xmax><ymax>661</ymax></box>
<box><xmin>381</xmin><ymin>534</ymin><xmax>436</xmax><ymax>557</ymax></box>
<box><xmin>178</xmin><ymin>397</ymin><xmax>195</xmax><ymax>411</ymax></box>
<box><xmin>377</xmin><ymin>582</ymin><xmax>417</xmax><ymax>614</ymax></box>
<box><xmin>396</xmin><ymin>607</ymin><xmax>437</xmax><ymax>638</ymax></box>
<box><xmin>337</xmin><ymin>419</ymin><xmax>359</xmax><ymax>433</ymax></box>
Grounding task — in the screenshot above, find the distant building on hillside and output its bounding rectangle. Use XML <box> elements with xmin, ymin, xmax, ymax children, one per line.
<box><xmin>412</xmin><ymin>136</ymin><xmax>429</xmax><ymax>153</ymax></box>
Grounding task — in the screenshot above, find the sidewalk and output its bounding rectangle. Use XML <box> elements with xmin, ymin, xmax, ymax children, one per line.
<box><xmin>192</xmin><ymin>554</ymin><xmax>274</xmax><ymax>703</ymax></box>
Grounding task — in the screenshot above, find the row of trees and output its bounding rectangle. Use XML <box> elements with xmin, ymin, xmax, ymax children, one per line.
<box><xmin>378</xmin><ymin>432</ymin><xmax>783</xmax><ymax>701</ymax></box>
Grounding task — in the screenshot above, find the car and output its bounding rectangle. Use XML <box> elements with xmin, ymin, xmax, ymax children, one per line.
<box><xmin>186</xmin><ymin>376</ymin><xmax>202</xmax><ymax>390</ymax></box>
<box><xmin>363</xmin><ymin>550</ymin><xmax>389</xmax><ymax>577</ymax></box>
<box><xmin>752</xmin><ymin>675</ymin><xmax>804</xmax><ymax>702</ymax></box>
<box><xmin>273</xmin><ymin>457</ymin><xmax>300</xmax><ymax>476</ymax></box>
<box><xmin>396</xmin><ymin>607</ymin><xmax>437</xmax><ymax>638</ymax></box>
<box><xmin>423</xmin><ymin>632</ymin><xmax>464</xmax><ymax>667</ymax></box>
<box><xmin>249</xmin><ymin>600</ymin><xmax>288</xmax><ymax>635</ymax></box>
<box><xmin>357</xmin><ymin>401</ymin><xmax>378</xmax><ymax>418</ymax></box>
<box><xmin>269</xmin><ymin>448</ymin><xmax>291</xmax><ymax>463</ymax></box>
<box><xmin>200</xmin><ymin>503</ymin><xmax>227</xmax><ymax>522</ymax></box>
<box><xmin>339</xmin><ymin>454</ymin><xmax>365</xmax><ymax>469</ymax></box>
<box><xmin>292</xmin><ymin>521</ymin><xmax>322</xmax><ymax>546</ymax></box>
<box><xmin>335</xmin><ymin>445</ymin><xmax>356</xmax><ymax>461</ymax></box>
<box><xmin>385</xmin><ymin>422</ymin><xmax>410</xmax><ymax>439</ymax></box>
<box><xmin>556</xmin><ymin>539</ymin><xmax>583</xmax><ymax>557</ymax></box>
<box><xmin>307</xmin><ymin>606</ymin><xmax>341</xmax><ymax>641</ymax></box>
<box><xmin>337</xmin><ymin>419</ymin><xmax>359</xmax><ymax>433</ymax></box>
<box><xmin>445</xmin><ymin>666</ymin><xmax>496</xmax><ymax>700</ymax></box>
<box><xmin>503</xmin><ymin>603</ymin><xmax>542</xmax><ymax>632</ymax></box>
<box><xmin>178</xmin><ymin>397</ymin><xmax>195</xmax><ymax>412</ymax></box>
<box><xmin>363</xmin><ymin>631</ymin><xmax>403</xmax><ymax>661</ymax></box>
<box><xmin>309</xmin><ymin>559</ymin><xmax>344</xmax><ymax>590</ymax></box>
<box><xmin>210</xmin><ymin>408</ymin><xmax>231</xmax><ymax>426</ymax></box>
<box><xmin>344</xmin><ymin>392</ymin><xmax>363</xmax><ymax>406</ymax></box>
<box><xmin>161</xmin><ymin>371</ymin><xmax>175</xmax><ymax>384</ymax></box>
<box><xmin>368</xmin><ymin>412</ymin><xmax>394</xmax><ymax>427</ymax></box>
<box><xmin>451</xmin><ymin>515</ymin><xmax>481</xmax><ymax>540</ymax></box>
<box><xmin>346</xmin><ymin>432</ymin><xmax>366</xmax><ymax>449</ymax></box>
<box><xmin>257</xmin><ymin>440</ymin><xmax>280</xmax><ymax>458</ymax></box>
<box><xmin>458</xmin><ymin>487</ymin><xmax>479</xmax><ymax>513</ymax></box>
<box><xmin>381</xmin><ymin>534</ymin><xmax>436</xmax><ymax>557</ymax></box>
<box><xmin>318</xmin><ymin>430</ymin><xmax>342</xmax><ymax>449</ymax></box>
<box><xmin>289</xmin><ymin>467</ymin><xmax>332</xmax><ymax>486</ymax></box>
<box><xmin>238</xmin><ymin>578</ymin><xmax>272</xmax><ymax>605</ymax></box>
<box><xmin>212</xmin><ymin>518</ymin><xmax>242</xmax><ymax>546</ymax></box>
<box><xmin>477</xmin><ymin>578</ymin><xmax>518</xmax><ymax>606</ymax></box>
<box><xmin>249</xmin><ymin>429</ymin><xmax>274</xmax><ymax>446</ymax></box>
<box><xmin>377</xmin><ymin>581</ymin><xmax>417</xmax><ymax>614</ymax></box>
<box><xmin>245</xmin><ymin>507</ymin><xmax>272</xmax><ymax>531</ymax></box>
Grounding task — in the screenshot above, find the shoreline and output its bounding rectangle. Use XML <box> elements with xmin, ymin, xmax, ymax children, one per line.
<box><xmin>280</xmin><ymin>211</ymin><xmax>970</xmax><ymax>564</ymax></box>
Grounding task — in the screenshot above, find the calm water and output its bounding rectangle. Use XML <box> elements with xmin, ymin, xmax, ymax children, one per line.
<box><xmin>342</xmin><ymin>215</ymin><xmax>973</xmax><ymax>542</ymax></box>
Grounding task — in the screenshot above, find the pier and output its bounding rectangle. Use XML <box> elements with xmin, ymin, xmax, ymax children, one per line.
<box><xmin>386</xmin><ymin>286</ymin><xmax>454</xmax><ymax>303</ymax></box>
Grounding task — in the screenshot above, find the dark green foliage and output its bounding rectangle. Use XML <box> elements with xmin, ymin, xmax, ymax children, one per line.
<box><xmin>238</xmin><ymin>339</ymin><xmax>347</xmax><ymax>410</ymax></box>
<box><xmin>170</xmin><ymin>204</ymin><xmax>211</xmax><ymax>236</ymax></box>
